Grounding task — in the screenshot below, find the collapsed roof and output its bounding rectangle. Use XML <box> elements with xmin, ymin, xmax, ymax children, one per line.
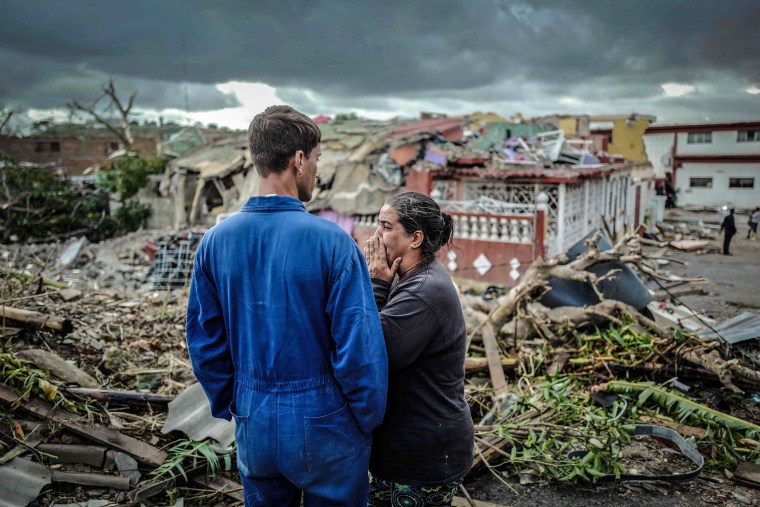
<box><xmin>162</xmin><ymin>117</ymin><xmax>465</xmax><ymax>226</ymax></box>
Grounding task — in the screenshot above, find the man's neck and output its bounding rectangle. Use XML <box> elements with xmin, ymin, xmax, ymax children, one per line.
<box><xmin>259</xmin><ymin>173</ymin><xmax>298</xmax><ymax>199</ymax></box>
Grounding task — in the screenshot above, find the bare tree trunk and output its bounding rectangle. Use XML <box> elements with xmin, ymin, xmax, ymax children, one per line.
<box><xmin>68</xmin><ymin>79</ymin><xmax>136</xmax><ymax>149</ymax></box>
<box><xmin>0</xmin><ymin>109</ymin><xmax>13</xmax><ymax>135</ymax></box>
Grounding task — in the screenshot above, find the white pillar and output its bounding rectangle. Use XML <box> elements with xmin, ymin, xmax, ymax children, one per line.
<box><xmin>557</xmin><ymin>183</ymin><xmax>566</xmax><ymax>253</ymax></box>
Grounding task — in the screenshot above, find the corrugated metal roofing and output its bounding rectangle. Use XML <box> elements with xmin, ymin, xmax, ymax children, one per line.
<box><xmin>697</xmin><ymin>312</ymin><xmax>760</xmax><ymax>345</ymax></box>
<box><xmin>0</xmin><ymin>457</ymin><xmax>51</xmax><ymax>507</ymax></box>
<box><xmin>170</xmin><ymin>141</ymin><xmax>246</xmax><ymax>179</ymax></box>
<box><xmin>162</xmin><ymin>382</ymin><xmax>235</xmax><ymax>453</ymax></box>
<box><xmin>319</xmin><ymin>123</ymin><xmax>369</xmax><ymax>149</ymax></box>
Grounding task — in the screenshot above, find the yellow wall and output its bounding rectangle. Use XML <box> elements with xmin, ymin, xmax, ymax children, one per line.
<box><xmin>467</xmin><ymin>112</ymin><xmax>507</xmax><ymax>131</ymax></box>
<box><xmin>558</xmin><ymin>118</ymin><xmax>578</xmax><ymax>135</ymax></box>
<box><xmin>607</xmin><ymin>119</ymin><xmax>652</xmax><ymax>162</ymax></box>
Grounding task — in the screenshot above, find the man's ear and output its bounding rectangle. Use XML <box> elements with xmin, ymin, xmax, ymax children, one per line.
<box><xmin>293</xmin><ymin>150</ymin><xmax>304</xmax><ymax>173</ymax></box>
<box><xmin>411</xmin><ymin>230</ymin><xmax>424</xmax><ymax>249</ymax></box>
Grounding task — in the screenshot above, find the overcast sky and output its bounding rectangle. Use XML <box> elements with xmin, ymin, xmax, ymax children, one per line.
<box><xmin>1</xmin><ymin>0</ymin><xmax>759</xmax><ymax>130</ymax></box>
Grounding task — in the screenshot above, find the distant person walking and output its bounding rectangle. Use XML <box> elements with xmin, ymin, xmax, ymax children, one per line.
<box><xmin>720</xmin><ymin>208</ymin><xmax>737</xmax><ymax>255</ymax></box>
<box><xmin>747</xmin><ymin>207</ymin><xmax>760</xmax><ymax>240</ymax></box>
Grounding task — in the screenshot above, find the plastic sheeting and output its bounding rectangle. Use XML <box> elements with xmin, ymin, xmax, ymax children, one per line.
<box><xmin>539</xmin><ymin>230</ymin><xmax>653</xmax><ymax>312</ymax></box>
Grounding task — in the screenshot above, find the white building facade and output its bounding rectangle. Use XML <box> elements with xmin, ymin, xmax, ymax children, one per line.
<box><xmin>643</xmin><ymin>121</ymin><xmax>760</xmax><ymax>210</ymax></box>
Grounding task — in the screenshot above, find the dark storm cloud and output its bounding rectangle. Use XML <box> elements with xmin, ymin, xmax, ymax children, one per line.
<box><xmin>0</xmin><ymin>46</ymin><xmax>239</xmax><ymax>112</ymax></box>
<box><xmin>0</xmin><ymin>0</ymin><xmax>758</xmax><ymax>120</ymax></box>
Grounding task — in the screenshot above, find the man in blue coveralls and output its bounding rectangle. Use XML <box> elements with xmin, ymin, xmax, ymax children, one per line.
<box><xmin>186</xmin><ymin>105</ymin><xmax>388</xmax><ymax>506</ymax></box>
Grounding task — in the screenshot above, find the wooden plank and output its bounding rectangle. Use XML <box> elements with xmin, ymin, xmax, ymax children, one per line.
<box><xmin>452</xmin><ymin>497</ymin><xmax>508</xmax><ymax>507</ymax></box>
<box><xmin>465</xmin><ymin>356</ymin><xmax>516</xmax><ymax>373</ymax></box>
<box><xmin>470</xmin><ymin>436</ymin><xmax>508</xmax><ymax>473</ymax></box>
<box><xmin>0</xmin><ymin>384</ymin><xmax>167</xmax><ymax>467</ymax></box>
<box><xmin>481</xmin><ymin>322</ymin><xmax>506</xmax><ymax>394</ymax></box>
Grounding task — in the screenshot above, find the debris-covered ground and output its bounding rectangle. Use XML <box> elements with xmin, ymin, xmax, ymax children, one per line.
<box><xmin>1</xmin><ymin>211</ymin><xmax>760</xmax><ymax>506</ymax></box>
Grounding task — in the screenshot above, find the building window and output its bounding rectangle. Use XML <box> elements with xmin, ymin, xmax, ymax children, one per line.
<box><xmin>34</xmin><ymin>141</ymin><xmax>61</xmax><ymax>152</ymax></box>
<box><xmin>687</xmin><ymin>132</ymin><xmax>712</xmax><ymax>144</ymax></box>
<box><xmin>689</xmin><ymin>177</ymin><xmax>713</xmax><ymax>188</ymax></box>
<box><xmin>737</xmin><ymin>130</ymin><xmax>760</xmax><ymax>142</ymax></box>
<box><xmin>104</xmin><ymin>142</ymin><xmax>120</xmax><ymax>155</ymax></box>
<box><xmin>729</xmin><ymin>178</ymin><xmax>755</xmax><ymax>188</ymax></box>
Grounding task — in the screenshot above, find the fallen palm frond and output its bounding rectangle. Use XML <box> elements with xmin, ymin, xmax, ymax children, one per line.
<box><xmin>0</xmin><ymin>351</ymin><xmax>96</xmax><ymax>421</ymax></box>
<box><xmin>599</xmin><ymin>380</ymin><xmax>760</xmax><ymax>466</ymax></box>
<box><xmin>472</xmin><ymin>375</ymin><xmax>760</xmax><ymax>483</ymax></box>
<box><xmin>600</xmin><ymin>381</ymin><xmax>760</xmax><ymax>435</ymax></box>
<box><xmin>152</xmin><ymin>438</ymin><xmax>235</xmax><ymax>482</ymax></box>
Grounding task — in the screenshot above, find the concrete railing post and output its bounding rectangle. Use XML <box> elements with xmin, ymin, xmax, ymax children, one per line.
<box><xmin>535</xmin><ymin>191</ymin><xmax>549</xmax><ymax>260</ymax></box>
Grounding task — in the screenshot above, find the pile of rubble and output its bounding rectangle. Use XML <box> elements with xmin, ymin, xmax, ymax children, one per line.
<box><xmin>654</xmin><ymin>220</ymin><xmax>720</xmax><ymax>253</ymax></box>
<box><xmin>1</xmin><ymin>230</ymin><xmax>760</xmax><ymax>505</ymax></box>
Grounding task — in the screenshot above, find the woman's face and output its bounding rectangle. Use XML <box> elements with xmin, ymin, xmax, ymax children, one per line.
<box><xmin>374</xmin><ymin>205</ymin><xmax>417</xmax><ymax>265</ymax></box>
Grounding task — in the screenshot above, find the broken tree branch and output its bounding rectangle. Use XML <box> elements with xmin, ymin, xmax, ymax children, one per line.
<box><xmin>62</xmin><ymin>387</ymin><xmax>175</xmax><ymax>407</ymax></box>
<box><xmin>0</xmin><ymin>305</ymin><xmax>73</xmax><ymax>334</ymax></box>
<box><xmin>68</xmin><ymin>79</ymin><xmax>136</xmax><ymax>148</ymax></box>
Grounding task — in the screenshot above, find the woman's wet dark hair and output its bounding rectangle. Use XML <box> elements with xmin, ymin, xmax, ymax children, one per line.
<box><xmin>385</xmin><ymin>191</ymin><xmax>454</xmax><ymax>263</ymax></box>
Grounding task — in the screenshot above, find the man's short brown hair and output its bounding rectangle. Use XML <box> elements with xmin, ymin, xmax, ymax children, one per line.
<box><xmin>248</xmin><ymin>105</ymin><xmax>321</xmax><ymax>177</ymax></box>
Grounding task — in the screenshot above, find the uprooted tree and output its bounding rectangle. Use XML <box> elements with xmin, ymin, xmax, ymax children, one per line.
<box><xmin>460</xmin><ymin>232</ymin><xmax>760</xmax><ymax>483</ymax></box>
<box><xmin>465</xmin><ymin>231</ymin><xmax>760</xmax><ymax>393</ymax></box>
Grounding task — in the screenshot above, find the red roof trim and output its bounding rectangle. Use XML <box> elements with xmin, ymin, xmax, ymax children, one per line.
<box><xmin>430</xmin><ymin>165</ymin><xmax>622</xmax><ymax>183</ymax></box>
<box><xmin>392</xmin><ymin>117</ymin><xmax>463</xmax><ymax>139</ymax></box>
<box><xmin>674</xmin><ymin>154</ymin><xmax>760</xmax><ymax>164</ymax></box>
<box><xmin>646</xmin><ymin>121</ymin><xmax>760</xmax><ymax>134</ymax></box>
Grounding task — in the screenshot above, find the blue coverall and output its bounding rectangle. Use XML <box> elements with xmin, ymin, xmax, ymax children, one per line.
<box><xmin>186</xmin><ymin>196</ymin><xmax>388</xmax><ymax>506</ymax></box>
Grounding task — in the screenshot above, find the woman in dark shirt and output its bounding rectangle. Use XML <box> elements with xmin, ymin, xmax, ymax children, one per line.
<box><xmin>363</xmin><ymin>192</ymin><xmax>474</xmax><ymax>507</ymax></box>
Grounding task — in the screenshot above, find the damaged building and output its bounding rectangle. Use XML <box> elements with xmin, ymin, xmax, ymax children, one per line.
<box><xmin>160</xmin><ymin>113</ymin><xmax>654</xmax><ymax>286</ymax></box>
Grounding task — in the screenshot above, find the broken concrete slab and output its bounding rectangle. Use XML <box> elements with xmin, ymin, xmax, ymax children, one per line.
<box><xmin>17</xmin><ymin>348</ymin><xmax>99</xmax><ymax>388</ymax></box>
<box><xmin>59</xmin><ymin>288</ymin><xmax>83</xmax><ymax>301</ymax></box>
<box><xmin>162</xmin><ymin>381</ymin><xmax>235</xmax><ymax>452</ymax></box>
<box><xmin>111</xmin><ymin>450</ymin><xmax>141</xmax><ymax>485</ymax></box>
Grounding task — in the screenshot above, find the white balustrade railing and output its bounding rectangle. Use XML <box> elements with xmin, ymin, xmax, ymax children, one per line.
<box><xmin>437</xmin><ymin>196</ymin><xmax>536</xmax><ymax>216</ymax></box>
<box><xmin>355</xmin><ymin>211</ymin><xmax>534</xmax><ymax>245</ymax></box>
<box><xmin>354</xmin><ymin>214</ymin><xmax>378</xmax><ymax>229</ymax></box>
<box><xmin>451</xmin><ymin>213</ymin><xmax>533</xmax><ymax>244</ymax></box>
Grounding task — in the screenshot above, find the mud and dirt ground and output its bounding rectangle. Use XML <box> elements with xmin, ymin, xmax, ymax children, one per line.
<box><xmin>463</xmin><ymin>210</ymin><xmax>760</xmax><ymax>506</ymax></box>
